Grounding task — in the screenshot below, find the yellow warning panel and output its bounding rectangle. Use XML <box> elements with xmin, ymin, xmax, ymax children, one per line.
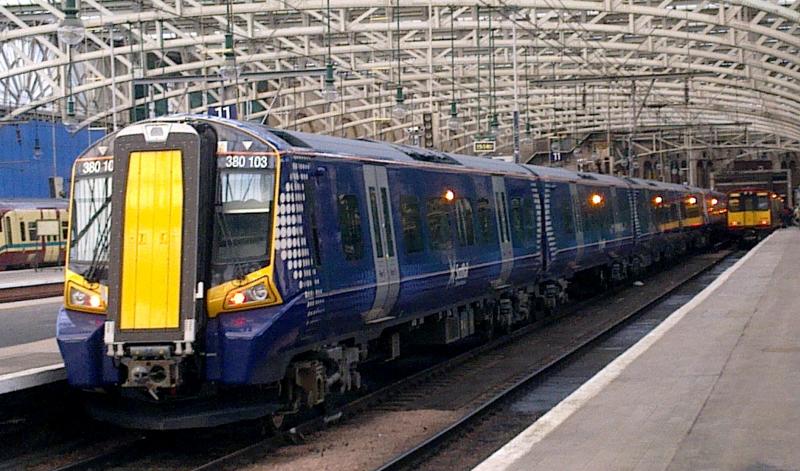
<box><xmin>120</xmin><ymin>150</ymin><xmax>183</xmax><ymax>330</ymax></box>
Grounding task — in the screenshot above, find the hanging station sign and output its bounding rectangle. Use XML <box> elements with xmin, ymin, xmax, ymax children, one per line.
<box><xmin>474</xmin><ymin>140</ymin><xmax>497</xmax><ymax>153</ymax></box>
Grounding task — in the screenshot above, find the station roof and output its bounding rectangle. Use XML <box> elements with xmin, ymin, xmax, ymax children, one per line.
<box><xmin>2</xmin><ymin>0</ymin><xmax>800</xmax><ymax>158</ymax></box>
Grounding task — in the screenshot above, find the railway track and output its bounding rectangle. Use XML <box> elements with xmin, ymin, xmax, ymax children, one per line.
<box><xmin>0</xmin><ymin>283</ymin><xmax>62</xmax><ymax>303</ymax></box>
<box><xmin>8</xmin><ymin>249</ymin><xmax>735</xmax><ymax>471</ymax></box>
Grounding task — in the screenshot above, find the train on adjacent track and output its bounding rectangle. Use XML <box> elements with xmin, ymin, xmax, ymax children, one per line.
<box><xmin>0</xmin><ymin>199</ymin><xmax>68</xmax><ymax>270</ymax></box>
<box><xmin>56</xmin><ymin>115</ymin><xmax>727</xmax><ymax>429</ymax></box>
<box><xmin>726</xmin><ymin>189</ymin><xmax>783</xmax><ymax>241</ymax></box>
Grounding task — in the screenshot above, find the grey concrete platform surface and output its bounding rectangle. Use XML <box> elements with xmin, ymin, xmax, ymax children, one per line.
<box><xmin>0</xmin><ymin>338</ymin><xmax>64</xmax><ymax>394</ymax></box>
<box><xmin>476</xmin><ymin>229</ymin><xmax>800</xmax><ymax>471</ymax></box>
<box><xmin>0</xmin><ymin>267</ymin><xmax>63</xmax><ymax>289</ymax></box>
<box><xmin>0</xmin><ymin>297</ymin><xmax>65</xmax><ymax>394</ymax></box>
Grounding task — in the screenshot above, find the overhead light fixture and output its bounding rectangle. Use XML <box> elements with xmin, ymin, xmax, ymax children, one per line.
<box><xmin>521</xmin><ymin>122</ymin><xmax>533</xmax><ymax>143</ymax></box>
<box><xmin>321</xmin><ymin>62</ymin><xmax>339</xmax><ymax>102</ymax></box>
<box><xmin>392</xmin><ymin>86</ymin><xmax>408</xmax><ymax>120</ymax></box>
<box><xmin>57</xmin><ymin>0</ymin><xmax>85</xmax><ymax>47</ymax></box>
<box><xmin>63</xmin><ymin>97</ymin><xmax>79</xmax><ymax>131</ymax></box>
<box><xmin>32</xmin><ymin>137</ymin><xmax>42</xmax><ymax>159</ymax></box>
<box><xmin>218</xmin><ymin>33</ymin><xmax>240</xmax><ymax>81</ymax></box>
<box><xmin>489</xmin><ymin>114</ymin><xmax>499</xmax><ymax>138</ymax></box>
<box><xmin>447</xmin><ymin>101</ymin><xmax>461</xmax><ymax>132</ymax></box>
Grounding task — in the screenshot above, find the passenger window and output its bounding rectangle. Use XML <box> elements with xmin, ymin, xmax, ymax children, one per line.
<box><xmin>304</xmin><ymin>183</ymin><xmax>322</xmax><ymax>266</ymax></box>
<box><xmin>729</xmin><ymin>198</ymin><xmax>740</xmax><ymax>212</ymax></box>
<box><xmin>380</xmin><ymin>188</ymin><xmax>395</xmax><ymax>257</ymax></box>
<box><xmin>561</xmin><ymin>199</ymin><xmax>575</xmax><ymax>235</ymax></box>
<box><xmin>426</xmin><ymin>198</ymin><xmax>453</xmax><ymax>250</ymax></box>
<box><xmin>337</xmin><ymin>194</ymin><xmax>363</xmax><ymax>261</ymax></box>
<box><xmin>28</xmin><ymin>222</ymin><xmax>38</xmax><ymax>240</ymax></box>
<box><xmin>367</xmin><ymin>188</ymin><xmax>384</xmax><ymax>258</ymax></box>
<box><xmin>19</xmin><ymin>221</ymin><xmax>26</xmax><ymax>242</ymax></box>
<box><xmin>400</xmin><ymin>196</ymin><xmax>424</xmax><ymax>254</ymax></box>
<box><xmin>510</xmin><ymin>198</ymin><xmax>524</xmax><ymax>245</ymax></box>
<box><xmin>523</xmin><ymin>197</ymin><xmax>537</xmax><ymax>247</ymax></box>
<box><xmin>61</xmin><ymin>221</ymin><xmax>69</xmax><ymax>240</ymax></box>
<box><xmin>455</xmin><ymin>198</ymin><xmax>475</xmax><ymax>247</ymax></box>
<box><xmin>476</xmin><ymin>198</ymin><xmax>494</xmax><ymax>245</ymax></box>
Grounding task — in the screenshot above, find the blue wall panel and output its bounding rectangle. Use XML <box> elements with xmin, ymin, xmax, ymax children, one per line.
<box><xmin>0</xmin><ymin>120</ymin><xmax>104</xmax><ymax>198</ymax></box>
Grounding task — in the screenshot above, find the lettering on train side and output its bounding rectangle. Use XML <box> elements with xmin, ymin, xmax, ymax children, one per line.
<box><xmin>448</xmin><ymin>260</ymin><xmax>470</xmax><ymax>286</ymax></box>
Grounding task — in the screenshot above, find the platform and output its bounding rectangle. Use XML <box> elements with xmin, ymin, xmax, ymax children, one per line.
<box><xmin>476</xmin><ymin>229</ymin><xmax>800</xmax><ymax>471</ymax></box>
<box><xmin>0</xmin><ymin>267</ymin><xmax>63</xmax><ymax>289</ymax></box>
<box><xmin>0</xmin><ymin>296</ymin><xmax>65</xmax><ymax>394</ymax></box>
<box><xmin>0</xmin><ymin>338</ymin><xmax>64</xmax><ymax>395</ymax></box>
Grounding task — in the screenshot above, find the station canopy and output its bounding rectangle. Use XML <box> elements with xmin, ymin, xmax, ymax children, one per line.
<box><xmin>2</xmin><ymin>0</ymin><xmax>800</xmax><ymax>156</ymax></box>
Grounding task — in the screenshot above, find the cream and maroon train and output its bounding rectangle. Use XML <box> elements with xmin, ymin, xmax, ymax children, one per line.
<box><xmin>0</xmin><ymin>199</ymin><xmax>68</xmax><ymax>270</ymax></box>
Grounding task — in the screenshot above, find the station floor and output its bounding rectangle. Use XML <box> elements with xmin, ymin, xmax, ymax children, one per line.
<box><xmin>475</xmin><ymin>229</ymin><xmax>800</xmax><ymax>471</ymax></box>
<box><xmin>0</xmin><ymin>266</ymin><xmax>63</xmax><ymax>289</ymax></box>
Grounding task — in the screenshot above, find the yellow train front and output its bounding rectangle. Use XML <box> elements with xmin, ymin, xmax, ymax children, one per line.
<box><xmin>726</xmin><ymin>189</ymin><xmax>782</xmax><ymax>241</ymax></box>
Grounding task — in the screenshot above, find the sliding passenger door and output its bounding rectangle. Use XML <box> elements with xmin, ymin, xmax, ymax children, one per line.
<box><xmin>363</xmin><ymin>165</ymin><xmax>400</xmax><ymax>323</ymax></box>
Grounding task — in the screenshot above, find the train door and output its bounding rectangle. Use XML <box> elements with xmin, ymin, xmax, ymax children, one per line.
<box><xmin>491</xmin><ymin>176</ymin><xmax>513</xmax><ymax>284</ymax></box>
<box><xmin>106</xmin><ymin>123</ymin><xmax>203</xmax><ymax>357</ymax></box>
<box><xmin>363</xmin><ymin>165</ymin><xmax>400</xmax><ymax>323</ymax></box>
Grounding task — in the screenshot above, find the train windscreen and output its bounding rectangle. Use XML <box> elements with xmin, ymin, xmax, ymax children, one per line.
<box><xmin>211</xmin><ymin>154</ymin><xmax>277</xmax><ymax>285</ymax></box>
<box><xmin>68</xmin><ymin>157</ymin><xmax>113</xmax><ymax>282</ymax></box>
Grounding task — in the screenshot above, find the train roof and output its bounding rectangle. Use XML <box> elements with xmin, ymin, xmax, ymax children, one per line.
<box><xmin>95</xmin><ymin>115</ymin><xmax>714</xmax><ymax>193</ymax></box>
<box><xmin>0</xmin><ymin>198</ymin><xmax>68</xmax><ymax>210</ymax></box>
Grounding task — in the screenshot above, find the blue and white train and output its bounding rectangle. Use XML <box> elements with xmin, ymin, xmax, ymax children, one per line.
<box><xmin>56</xmin><ymin>115</ymin><xmax>726</xmax><ymax>428</ymax></box>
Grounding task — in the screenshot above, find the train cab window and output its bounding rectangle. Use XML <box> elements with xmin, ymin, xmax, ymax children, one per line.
<box><xmin>728</xmin><ymin>197</ymin><xmax>740</xmax><ymax>212</ymax></box>
<box><xmin>19</xmin><ymin>222</ymin><xmax>26</xmax><ymax>242</ymax></box>
<box><xmin>212</xmin><ymin>170</ymin><xmax>275</xmax><ymax>281</ymax></box>
<box><xmin>476</xmin><ymin>198</ymin><xmax>494</xmax><ymax>245</ymax></box>
<box><xmin>3</xmin><ymin>217</ymin><xmax>9</xmax><ymax>246</ymax></box>
<box><xmin>337</xmin><ymin>194</ymin><xmax>364</xmax><ymax>261</ymax></box>
<box><xmin>28</xmin><ymin>222</ymin><xmax>38</xmax><ymax>240</ymax></box>
<box><xmin>400</xmin><ymin>196</ymin><xmax>424</xmax><ymax>254</ymax></box>
<box><xmin>426</xmin><ymin>198</ymin><xmax>453</xmax><ymax>251</ymax></box>
<box><xmin>757</xmin><ymin>195</ymin><xmax>770</xmax><ymax>210</ymax></box>
<box><xmin>455</xmin><ymin>198</ymin><xmax>475</xmax><ymax>247</ymax></box>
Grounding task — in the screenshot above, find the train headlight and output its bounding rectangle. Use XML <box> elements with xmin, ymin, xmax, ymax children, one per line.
<box><xmin>224</xmin><ymin>278</ymin><xmax>275</xmax><ymax>310</ymax></box>
<box><xmin>711</xmin><ymin>198</ymin><xmax>718</xmax><ymax>206</ymax></box>
<box><xmin>67</xmin><ymin>284</ymin><xmax>106</xmax><ymax>313</ymax></box>
<box><xmin>653</xmin><ymin>195</ymin><xmax>663</xmax><ymax>205</ymax></box>
<box><xmin>589</xmin><ymin>193</ymin><xmax>604</xmax><ymax>206</ymax></box>
<box><xmin>248</xmin><ymin>283</ymin><xmax>269</xmax><ymax>301</ymax></box>
<box><xmin>687</xmin><ymin>196</ymin><xmax>697</xmax><ymax>205</ymax></box>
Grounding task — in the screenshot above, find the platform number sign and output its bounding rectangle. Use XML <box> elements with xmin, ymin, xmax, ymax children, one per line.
<box><xmin>208</xmin><ymin>104</ymin><xmax>238</xmax><ymax>120</ymax></box>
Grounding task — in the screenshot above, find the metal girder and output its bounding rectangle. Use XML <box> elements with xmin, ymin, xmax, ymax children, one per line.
<box><xmin>1</xmin><ymin>0</ymin><xmax>800</xmax><ymax>157</ymax></box>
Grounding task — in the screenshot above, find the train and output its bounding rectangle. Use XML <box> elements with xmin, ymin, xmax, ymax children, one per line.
<box><xmin>56</xmin><ymin>115</ymin><xmax>727</xmax><ymax>429</ymax></box>
<box><xmin>726</xmin><ymin>189</ymin><xmax>783</xmax><ymax>241</ymax></box>
<box><xmin>0</xmin><ymin>199</ymin><xmax>68</xmax><ymax>270</ymax></box>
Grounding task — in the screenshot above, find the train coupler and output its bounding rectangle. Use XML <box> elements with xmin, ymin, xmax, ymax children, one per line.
<box><xmin>121</xmin><ymin>345</ymin><xmax>182</xmax><ymax>400</ymax></box>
